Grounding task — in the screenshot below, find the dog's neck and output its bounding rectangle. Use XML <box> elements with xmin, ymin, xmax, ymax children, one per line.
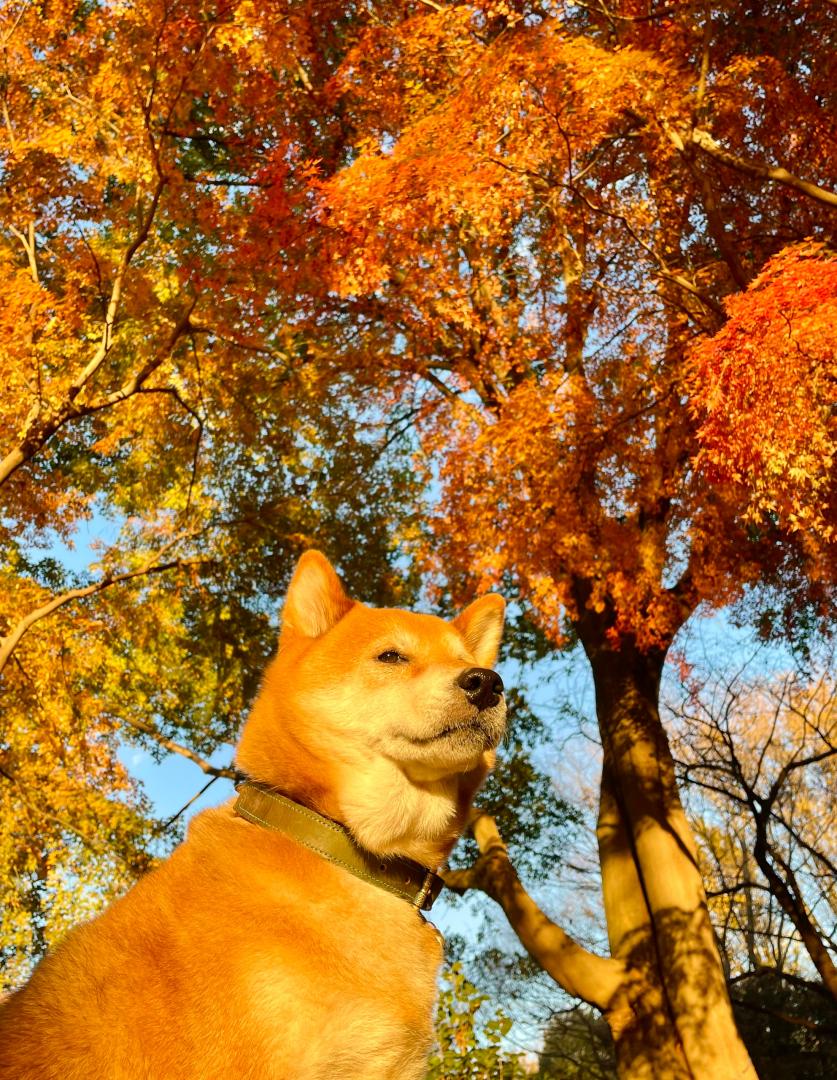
<box><xmin>235</xmin><ymin>760</ymin><xmax>465</xmax><ymax>868</ymax></box>
<box><xmin>332</xmin><ymin>757</ymin><xmax>467</xmax><ymax>867</ymax></box>
<box><xmin>233</xmin><ymin>781</ymin><xmax>445</xmax><ymax>911</ymax></box>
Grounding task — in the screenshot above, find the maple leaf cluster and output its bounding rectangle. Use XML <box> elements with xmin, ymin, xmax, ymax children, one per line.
<box><xmin>318</xmin><ymin>1</ymin><xmax>836</xmax><ymax>651</ymax></box>
<box><xmin>688</xmin><ymin>243</ymin><xmax>837</xmax><ymax>563</ymax></box>
<box><xmin>0</xmin><ymin>0</ymin><xmax>418</xmax><ymax>978</ymax></box>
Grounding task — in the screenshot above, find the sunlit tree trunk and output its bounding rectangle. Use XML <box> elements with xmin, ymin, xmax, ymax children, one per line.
<box><xmin>584</xmin><ymin>631</ymin><xmax>757</xmax><ymax>1079</ymax></box>
<box><xmin>446</xmin><ymin>630</ymin><xmax>760</xmax><ymax>1077</ymax></box>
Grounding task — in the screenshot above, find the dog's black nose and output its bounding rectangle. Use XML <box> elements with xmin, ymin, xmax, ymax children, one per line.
<box><xmin>456</xmin><ymin>667</ymin><xmax>504</xmax><ymax>711</ymax></box>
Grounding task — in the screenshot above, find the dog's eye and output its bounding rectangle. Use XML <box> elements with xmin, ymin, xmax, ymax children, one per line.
<box><xmin>376</xmin><ymin>650</ymin><xmax>408</xmax><ymax>664</ymax></box>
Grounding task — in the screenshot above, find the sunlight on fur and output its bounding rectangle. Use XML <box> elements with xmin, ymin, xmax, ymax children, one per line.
<box><xmin>0</xmin><ymin>551</ymin><xmax>506</xmax><ymax>1080</ymax></box>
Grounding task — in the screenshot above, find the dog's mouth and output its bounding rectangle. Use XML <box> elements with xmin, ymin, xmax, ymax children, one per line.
<box><xmin>411</xmin><ymin>722</ymin><xmax>479</xmax><ymax>745</ymax></box>
<box><xmin>409</xmin><ymin>708</ymin><xmax>504</xmax><ymax>749</ymax></box>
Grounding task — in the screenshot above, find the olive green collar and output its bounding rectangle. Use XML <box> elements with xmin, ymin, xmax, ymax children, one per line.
<box><xmin>233</xmin><ymin>780</ymin><xmax>444</xmax><ymax>912</ymax></box>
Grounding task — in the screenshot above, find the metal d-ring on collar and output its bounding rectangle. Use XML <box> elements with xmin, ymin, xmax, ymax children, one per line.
<box><xmin>233</xmin><ymin>780</ymin><xmax>445</xmax><ymax>912</ymax></box>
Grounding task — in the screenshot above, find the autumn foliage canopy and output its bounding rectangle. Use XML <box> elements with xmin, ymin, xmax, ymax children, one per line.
<box><xmin>688</xmin><ymin>243</ymin><xmax>837</xmax><ymax>552</ymax></box>
<box><xmin>1</xmin><ymin>0</ymin><xmax>835</xmax><ymax>1075</ymax></box>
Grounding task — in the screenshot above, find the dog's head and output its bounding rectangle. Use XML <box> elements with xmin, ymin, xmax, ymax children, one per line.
<box><xmin>236</xmin><ymin>551</ymin><xmax>506</xmax><ymax>864</ymax></box>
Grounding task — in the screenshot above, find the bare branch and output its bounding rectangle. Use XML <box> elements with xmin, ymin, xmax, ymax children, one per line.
<box><xmin>706</xmin><ymin>880</ymin><xmax>771</xmax><ymax>899</ymax></box>
<box><xmin>665</xmin><ymin>124</ymin><xmax>837</xmax><ymax>210</ymax></box>
<box><xmin>155</xmin><ymin>775</ymin><xmax>230</xmax><ymax>833</ymax></box>
<box><xmin>567</xmin><ymin>183</ymin><xmax>725</xmax><ymax>319</ymax></box>
<box><xmin>120</xmin><ymin>715</ymin><xmax>241</xmax><ymax>782</ymax></box>
<box><xmin>8</xmin><ymin>221</ymin><xmax>38</xmax><ymax>283</ymax></box>
<box><xmin>730</xmin><ymin>994</ymin><xmax>837</xmax><ymax>1034</ymax></box>
<box><xmin>753</xmin><ymin>820</ymin><xmax>837</xmax><ymax>1002</ymax></box>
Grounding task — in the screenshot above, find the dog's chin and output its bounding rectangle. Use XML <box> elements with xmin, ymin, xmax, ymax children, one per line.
<box><xmin>389</xmin><ymin>703</ymin><xmax>506</xmax><ymax>775</ymax></box>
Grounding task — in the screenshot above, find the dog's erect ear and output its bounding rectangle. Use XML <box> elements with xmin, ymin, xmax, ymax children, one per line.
<box><xmin>453</xmin><ymin>594</ymin><xmax>505</xmax><ymax>668</ymax></box>
<box><xmin>280</xmin><ymin>551</ymin><xmax>354</xmax><ymax>644</ymax></box>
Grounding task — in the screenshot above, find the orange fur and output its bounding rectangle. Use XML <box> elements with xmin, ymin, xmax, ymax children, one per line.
<box><xmin>0</xmin><ymin>551</ymin><xmax>506</xmax><ymax>1079</ymax></box>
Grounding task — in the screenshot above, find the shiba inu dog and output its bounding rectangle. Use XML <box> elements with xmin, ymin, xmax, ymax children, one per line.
<box><xmin>0</xmin><ymin>551</ymin><xmax>506</xmax><ymax>1079</ymax></box>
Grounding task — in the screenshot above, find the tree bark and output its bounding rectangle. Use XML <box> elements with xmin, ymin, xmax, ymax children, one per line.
<box><xmin>596</xmin><ymin>762</ymin><xmax>691</xmax><ymax>1078</ymax></box>
<box><xmin>444</xmin><ymin>814</ymin><xmax>626</xmax><ymax>1012</ymax></box>
<box><xmin>446</xmin><ymin>586</ymin><xmax>760</xmax><ymax>1076</ymax></box>
<box><xmin>585</xmin><ymin>633</ymin><xmax>758</xmax><ymax>1079</ymax></box>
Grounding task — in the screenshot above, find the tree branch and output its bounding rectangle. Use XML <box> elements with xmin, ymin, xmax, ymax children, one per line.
<box><xmin>752</xmin><ymin>818</ymin><xmax>837</xmax><ymax>1002</ymax></box>
<box><xmin>0</xmin><ymin>550</ymin><xmax>193</xmax><ymax>676</ymax></box>
<box><xmin>729</xmin><ymin>966</ymin><xmax>834</xmax><ymax>1000</ymax></box>
<box><xmin>444</xmin><ymin>812</ymin><xmax>626</xmax><ymax>1011</ymax></box>
<box><xmin>567</xmin><ymin>183</ymin><xmax>725</xmax><ymax>319</ymax></box>
<box><xmin>8</xmin><ymin>220</ymin><xmax>39</xmax><ymax>283</ymax></box>
<box><xmin>155</xmin><ymin>774</ymin><xmax>228</xmax><ymax>833</ymax></box>
<box><xmin>0</xmin><ymin>180</ymin><xmax>175</xmax><ymax>490</ymax></box>
<box><xmin>120</xmin><ymin>715</ymin><xmax>241</xmax><ymax>782</ymax></box>
<box><xmin>69</xmin><ymin>178</ymin><xmax>168</xmax><ymax>398</ymax></box>
<box><xmin>0</xmin><ymin>299</ymin><xmax>195</xmax><ymax>489</ymax></box>
<box><xmin>671</xmin><ymin>125</ymin><xmax>837</xmax><ymax>210</ymax></box>
<box><xmin>730</xmin><ymin>994</ymin><xmax>837</xmax><ymax>1035</ymax></box>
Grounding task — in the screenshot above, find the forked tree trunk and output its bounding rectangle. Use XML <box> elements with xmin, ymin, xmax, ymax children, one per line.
<box><xmin>447</xmin><ymin>628</ymin><xmax>760</xmax><ymax>1079</ymax></box>
<box><xmin>584</xmin><ymin>632</ymin><xmax>757</xmax><ymax>1079</ymax></box>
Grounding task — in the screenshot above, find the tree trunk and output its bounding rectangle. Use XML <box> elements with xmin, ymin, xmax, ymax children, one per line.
<box><xmin>585</xmin><ymin>634</ymin><xmax>757</xmax><ymax>1079</ymax></box>
<box><xmin>446</xmin><ymin>619</ymin><xmax>760</xmax><ymax>1078</ymax></box>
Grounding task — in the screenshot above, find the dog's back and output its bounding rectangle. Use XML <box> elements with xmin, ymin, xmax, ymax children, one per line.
<box><xmin>0</xmin><ymin>552</ymin><xmax>506</xmax><ymax>1078</ymax></box>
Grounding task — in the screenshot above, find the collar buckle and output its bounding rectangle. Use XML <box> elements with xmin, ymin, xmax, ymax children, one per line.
<box><xmin>414</xmin><ymin>869</ymin><xmax>436</xmax><ymax>911</ymax></box>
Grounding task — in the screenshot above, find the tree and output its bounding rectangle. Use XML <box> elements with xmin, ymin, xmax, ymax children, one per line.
<box><xmin>687</xmin><ymin>243</ymin><xmax>837</xmax><ymax>565</ymax></box>
<box><xmin>0</xmin><ymin>0</ymin><xmax>418</xmax><ymax>983</ymax></box>
<box><xmin>728</xmin><ymin>970</ymin><xmax>837</xmax><ymax>1080</ymax></box>
<box><xmin>666</xmin><ymin>652</ymin><xmax>837</xmax><ymax>1075</ymax></box>
<box><xmin>669</xmin><ymin>658</ymin><xmax>837</xmax><ymax>1004</ymax></box>
<box><xmin>426</xmin><ymin>962</ymin><xmax>528</xmax><ymax>1079</ymax></box>
<box><xmin>316</xmin><ymin>2</ymin><xmax>836</xmax><ymax>1076</ymax></box>
<box><xmin>2</xmin><ymin>2</ymin><xmax>835</xmax><ymax>1076</ymax></box>
<box><xmin>538</xmin><ymin>1007</ymin><xmax>617</xmax><ymax>1079</ymax></box>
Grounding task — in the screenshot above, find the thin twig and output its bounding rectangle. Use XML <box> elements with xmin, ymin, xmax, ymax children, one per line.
<box><xmin>120</xmin><ymin>715</ymin><xmax>241</xmax><ymax>782</ymax></box>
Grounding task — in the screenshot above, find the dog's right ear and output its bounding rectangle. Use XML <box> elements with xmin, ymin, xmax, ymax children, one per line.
<box><xmin>280</xmin><ymin>551</ymin><xmax>354</xmax><ymax>645</ymax></box>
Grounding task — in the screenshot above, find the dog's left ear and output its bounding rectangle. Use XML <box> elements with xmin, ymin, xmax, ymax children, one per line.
<box><xmin>454</xmin><ymin>594</ymin><xmax>506</xmax><ymax>669</ymax></box>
